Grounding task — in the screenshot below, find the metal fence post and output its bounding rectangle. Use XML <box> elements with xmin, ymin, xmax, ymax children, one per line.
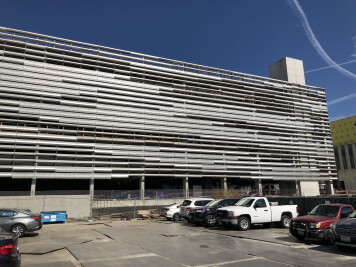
<box><xmin>133</xmin><ymin>197</ymin><xmax>136</xmax><ymax>219</ymax></box>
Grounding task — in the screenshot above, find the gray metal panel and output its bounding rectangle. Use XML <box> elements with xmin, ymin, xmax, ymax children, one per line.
<box><xmin>0</xmin><ymin>27</ymin><xmax>336</xmax><ymax>181</ymax></box>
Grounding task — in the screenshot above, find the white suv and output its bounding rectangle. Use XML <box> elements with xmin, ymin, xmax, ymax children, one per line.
<box><xmin>161</xmin><ymin>204</ymin><xmax>181</xmax><ymax>221</ymax></box>
<box><xmin>180</xmin><ymin>198</ymin><xmax>214</xmax><ymax>220</ymax></box>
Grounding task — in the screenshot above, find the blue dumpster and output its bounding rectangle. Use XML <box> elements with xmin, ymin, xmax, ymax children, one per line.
<box><xmin>41</xmin><ymin>211</ymin><xmax>67</xmax><ymax>223</ymax></box>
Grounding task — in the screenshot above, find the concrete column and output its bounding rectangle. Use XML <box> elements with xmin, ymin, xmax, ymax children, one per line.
<box><xmin>345</xmin><ymin>145</ymin><xmax>352</xmax><ymax>169</ymax></box>
<box><xmin>296</xmin><ymin>180</ymin><xmax>301</xmax><ymax>196</ymax></box>
<box><xmin>30</xmin><ymin>178</ymin><xmax>36</xmax><ymax>197</ymax></box>
<box><xmin>89</xmin><ymin>178</ymin><xmax>94</xmax><ymax>198</ymax></box>
<box><xmin>183</xmin><ymin>177</ymin><xmax>189</xmax><ymax>198</ymax></box>
<box><xmin>255</xmin><ymin>179</ymin><xmax>262</xmax><ymax>196</ymax></box>
<box><xmin>326</xmin><ymin>180</ymin><xmax>335</xmax><ymax>195</ymax></box>
<box><xmin>31</xmin><ymin>153</ymin><xmax>38</xmax><ymax>196</ymax></box>
<box><xmin>337</xmin><ymin>146</ymin><xmax>343</xmax><ymax>170</ymax></box>
<box><xmin>139</xmin><ymin>176</ymin><xmax>145</xmax><ymax>200</ymax></box>
<box><xmin>221</xmin><ymin>177</ymin><xmax>227</xmax><ymax>190</ymax></box>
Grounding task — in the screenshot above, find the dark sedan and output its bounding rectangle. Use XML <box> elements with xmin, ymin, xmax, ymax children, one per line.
<box><xmin>189</xmin><ymin>198</ymin><xmax>240</xmax><ymax>227</ymax></box>
<box><xmin>330</xmin><ymin>210</ymin><xmax>356</xmax><ymax>249</ymax></box>
<box><xmin>0</xmin><ymin>232</ymin><xmax>21</xmax><ymax>267</ymax></box>
<box><xmin>0</xmin><ymin>209</ymin><xmax>42</xmax><ymax>237</ymax></box>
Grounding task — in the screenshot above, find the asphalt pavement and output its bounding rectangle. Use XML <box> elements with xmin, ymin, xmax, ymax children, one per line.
<box><xmin>19</xmin><ymin>220</ymin><xmax>356</xmax><ymax>266</ymax></box>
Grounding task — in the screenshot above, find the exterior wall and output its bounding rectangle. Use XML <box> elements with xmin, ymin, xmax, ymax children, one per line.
<box><xmin>330</xmin><ymin>115</ymin><xmax>356</xmax><ymax>147</ymax></box>
<box><xmin>330</xmin><ymin>116</ymin><xmax>356</xmax><ymax>190</ymax></box>
<box><xmin>0</xmin><ymin>195</ymin><xmax>91</xmax><ymax>219</ymax></box>
<box><xmin>333</xmin><ymin>143</ymin><xmax>356</xmax><ymax>190</ymax></box>
<box><xmin>0</xmin><ymin>27</ymin><xmax>336</xmax><ymax>190</ymax></box>
<box><xmin>338</xmin><ymin>169</ymin><xmax>356</xmax><ymax>191</ymax></box>
<box><xmin>94</xmin><ymin>198</ymin><xmax>180</xmax><ymax>208</ymax></box>
<box><xmin>299</xmin><ymin>181</ymin><xmax>320</xmax><ymax>196</ymax></box>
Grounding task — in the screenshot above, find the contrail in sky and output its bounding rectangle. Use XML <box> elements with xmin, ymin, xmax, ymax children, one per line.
<box><xmin>287</xmin><ymin>0</ymin><xmax>356</xmax><ymax>80</ymax></box>
<box><xmin>305</xmin><ymin>59</ymin><xmax>356</xmax><ymax>73</ymax></box>
<box><xmin>327</xmin><ymin>92</ymin><xmax>356</xmax><ymax>106</ymax></box>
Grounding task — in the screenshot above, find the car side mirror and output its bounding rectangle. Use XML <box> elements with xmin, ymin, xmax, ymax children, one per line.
<box><xmin>254</xmin><ymin>204</ymin><xmax>260</xmax><ymax>209</ymax></box>
<box><xmin>340</xmin><ymin>213</ymin><xmax>349</xmax><ymax>219</ymax></box>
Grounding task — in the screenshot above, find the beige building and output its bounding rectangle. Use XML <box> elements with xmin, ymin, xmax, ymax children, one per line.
<box><xmin>330</xmin><ymin>115</ymin><xmax>356</xmax><ymax>191</ymax></box>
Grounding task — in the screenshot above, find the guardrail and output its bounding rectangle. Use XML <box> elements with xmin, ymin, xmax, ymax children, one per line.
<box><xmin>93</xmin><ymin>188</ymin><xmax>299</xmax><ymax>200</ymax></box>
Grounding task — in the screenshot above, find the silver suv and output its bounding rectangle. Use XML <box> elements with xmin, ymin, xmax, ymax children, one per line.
<box><xmin>180</xmin><ymin>198</ymin><xmax>213</xmax><ymax>221</ymax></box>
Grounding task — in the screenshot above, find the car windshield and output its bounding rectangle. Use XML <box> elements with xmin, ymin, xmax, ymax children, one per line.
<box><xmin>349</xmin><ymin>211</ymin><xmax>356</xmax><ymax>218</ymax></box>
<box><xmin>310</xmin><ymin>205</ymin><xmax>340</xmax><ymax>217</ymax></box>
<box><xmin>235</xmin><ymin>198</ymin><xmax>255</xmax><ymax>207</ymax></box>
<box><xmin>206</xmin><ymin>200</ymin><xmax>222</xmax><ymax>207</ymax></box>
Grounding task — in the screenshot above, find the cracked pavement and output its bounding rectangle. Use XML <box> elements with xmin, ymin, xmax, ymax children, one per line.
<box><xmin>19</xmin><ymin>220</ymin><xmax>356</xmax><ymax>266</ymax></box>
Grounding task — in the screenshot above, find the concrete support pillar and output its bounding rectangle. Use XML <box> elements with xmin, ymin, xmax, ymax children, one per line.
<box><xmin>30</xmin><ymin>178</ymin><xmax>36</xmax><ymax>197</ymax></box>
<box><xmin>139</xmin><ymin>176</ymin><xmax>145</xmax><ymax>200</ymax></box>
<box><xmin>296</xmin><ymin>180</ymin><xmax>301</xmax><ymax>196</ymax></box>
<box><xmin>221</xmin><ymin>177</ymin><xmax>227</xmax><ymax>190</ymax></box>
<box><xmin>89</xmin><ymin>178</ymin><xmax>94</xmax><ymax>198</ymax></box>
<box><xmin>183</xmin><ymin>177</ymin><xmax>189</xmax><ymax>198</ymax></box>
<box><xmin>255</xmin><ymin>179</ymin><xmax>262</xmax><ymax>196</ymax></box>
<box><xmin>31</xmin><ymin>153</ymin><xmax>38</xmax><ymax>196</ymax></box>
<box><xmin>326</xmin><ymin>180</ymin><xmax>335</xmax><ymax>195</ymax></box>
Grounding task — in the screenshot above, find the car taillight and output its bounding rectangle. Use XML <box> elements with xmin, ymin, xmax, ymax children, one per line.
<box><xmin>0</xmin><ymin>244</ymin><xmax>16</xmax><ymax>255</ymax></box>
<box><xmin>164</xmin><ymin>208</ymin><xmax>170</xmax><ymax>211</ymax></box>
<box><xmin>296</xmin><ymin>207</ymin><xmax>299</xmax><ymax>215</ymax></box>
<box><xmin>32</xmin><ymin>216</ymin><xmax>41</xmax><ymax>220</ymax></box>
<box><xmin>187</xmin><ymin>207</ymin><xmax>193</xmax><ymax>210</ymax></box>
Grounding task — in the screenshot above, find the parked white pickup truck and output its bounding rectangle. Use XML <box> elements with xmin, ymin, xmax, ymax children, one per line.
<box><xmin>216</xmin><ymin>197</ymin><xmax>298</xmax><ymax>231</ymax></box>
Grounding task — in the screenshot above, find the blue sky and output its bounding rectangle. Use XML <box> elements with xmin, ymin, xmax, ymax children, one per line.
<box><xmin>0</xmin><ymin>0</ymin><xmax>355</xmax><ymax>121</ymax></box>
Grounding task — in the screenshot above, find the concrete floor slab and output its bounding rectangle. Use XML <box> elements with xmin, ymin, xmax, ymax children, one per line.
<box><xmin>19</xmin><ymin>220</ymin><xmax>356</xmax><ymax>267</ymax></box>
<box><xmin>125</xmin><ymin>235</ymin><xmax>253</xmax><ymax>266</ymax></box>
<box><xmin>68</xmin><ymin>240</ymin><xmax>148</xmax><ymax>260</ymax></box>
<box><xmin>200</xmin><ymin>225</ymin><xmax>297</xmax><ymax>246</ymax></box>
<box><xmin>20</xmin><ymin>240</ymin><xmax>88</xmax><ymax>254</ymax></box>
<box><xmin>25</xmin><ymin>261</ymin><xmax>76</xmax><ymax>267</ymax></box>
<box><xmin>222</xmin><ymin>258</ymin><xmax>291</xmax><ymax>267</ymax></box>
<box><xmin>82</xmin><ymin>255</ymin><xmax>185</xmax><ymax>267</ymax></box>
<box><xmin>137</xmin><ymin>221</ymin><xmax>202</xmax><ymax>236</ymax></box>
<box><xmin>21</xmin><ymin>248</ymin><xmax>78</xmax><ymax>267</ymax></box>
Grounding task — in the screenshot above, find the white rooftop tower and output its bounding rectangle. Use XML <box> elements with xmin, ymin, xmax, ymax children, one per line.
<box><xmin>269</xmin><ymin>57</ymin><xmax>306</xmax><ymax>85</ymax></box>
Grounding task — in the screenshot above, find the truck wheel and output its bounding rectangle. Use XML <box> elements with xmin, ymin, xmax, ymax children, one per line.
<box><xmin>173</xmin><ymin>213</ymin><xmax>180</xmax><ymax>221</ymax></box>
<box><xmin>280</xmin><ymin>215</ymin><xmax>291</xmax><ymax>228</ymax></box>
<box><xmin>237</xmin><ymin>216</ymin><xmax>250</xmax><ymax>231</ymax></box>
<box><xmin>205</xmin><ymin>214</ymin><xmax>216</xmax><ymax>227</ymax></box>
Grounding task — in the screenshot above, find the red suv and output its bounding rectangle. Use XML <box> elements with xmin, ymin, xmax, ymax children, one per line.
<box><xmin>290</xmin><ymin>204</ymin><xmax>354</xmax><ymax>244</ymax></box>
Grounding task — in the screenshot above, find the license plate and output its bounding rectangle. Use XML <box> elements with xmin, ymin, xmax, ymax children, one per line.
<box><xmin>298</xmin><ymin>230</ymin><xmax>304</xmax><ymax>236</ymax></box>
<box><xmin>341</xmin><ymin>235</ymin><xmax>351</xmax><ymax>243</ymax></box>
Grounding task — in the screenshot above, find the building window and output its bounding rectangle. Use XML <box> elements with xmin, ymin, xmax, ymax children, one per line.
<box><xmin>341</xmin><ymin>146</ymin><xmax>348</xmax><ymax>169</ymax></box>
<box><xmin>348</xmin><ymin>144</ymin><xmax>355</xmax><ymax>169</ymax></box>
<box><xmin>334</xmin><ymin>147</ymin><xmax>340</xmax><ymax>170</ymax></box>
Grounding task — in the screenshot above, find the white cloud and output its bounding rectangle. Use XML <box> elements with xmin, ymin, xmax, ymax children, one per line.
<box><xmin>288</xmin><ymin>0</ymin><xmax>356</xmax><ymax>80</ymax></box>
<box><xmin>327</xmin><ymin>92</ymin><xmax>356</xmax><ymax>106</ymax></box>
